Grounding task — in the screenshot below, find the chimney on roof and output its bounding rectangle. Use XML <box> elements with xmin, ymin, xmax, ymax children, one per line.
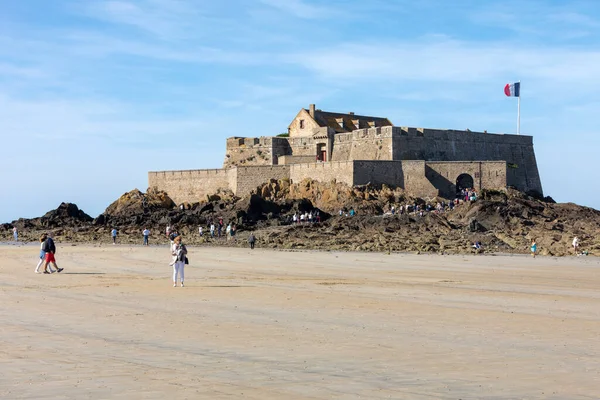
<box><xmin>309</xmin><ymin>104</ymin><xmax>315</xmax><ymax>118</ymax></box>
<box><xmin>349</xmin><ymin>112</ymin><xmax>354</xmax><ymax>115</ymax></box>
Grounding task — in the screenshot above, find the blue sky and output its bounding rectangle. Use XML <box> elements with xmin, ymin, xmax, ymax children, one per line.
<box><xmin>1</xmin><ymin>0</ymin><xmax>600</xmax><ymax>223</ymax></box>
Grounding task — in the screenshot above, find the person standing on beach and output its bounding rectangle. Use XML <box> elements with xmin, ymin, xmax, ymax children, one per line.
<box><xmin>142</xmin><ymin>228</ymin><xmax>150</xmax><ymax>246</ymax></box>
<box><xmin>530</xmin><ymin>239</ymin><xmax>537</xmax><ymax>258</ymax></box>
<box><xmin>35</xmin><ymin>234</ymin><xmax>55</xmax><ymax>273</ymax></box>
<box><xmin>170</xmin><ymin>235</ymin><xmax>187</xmax><ymax>287</ymax></box>
<box><xmin>248</xmin><ymin>232</ymin><xmax>256</xmax><ymax>250</ymax></box>
<box><xmin>13</xmin><ymin>227</ymin><xmax>18</xmax><ymax>242</ymax></box>
<box><xmin>111</xmin><ymin>228</ymin><xmax>118</xmax><ymax>245</ymax></box>
<box><xmin>42</xmin><ymin>232</ymin><xmax>63</xmax><ymax>274</ymax></box>
<box><xmin>166</xmin><ymin>225</ymin><xmax>171</xmax><ymax>239</ymax></box>
<box><xmin>572</xmin><ymin>237</ymin><xmax>580</xmax><ymax>255</ymax></box>
<box><xmin>199</xmin><ymin>226</ymin><xmax>203</xmax><ymax>237</ymax></box>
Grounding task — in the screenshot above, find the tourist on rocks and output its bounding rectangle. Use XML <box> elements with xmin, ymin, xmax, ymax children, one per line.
<box><xmin>111</xmin><ymin>228</ymin><xmax>118</xmax><ymax>245</ymax></box>
<box><xmin>391</xmin><ymin>206</ymin><xmax>395</xmax><ymax>215</ymax></box>
<box><xmin>230</xmin><ymin>224</ymin><xmax>237</xmax><ymax>241</ymax></box>
<box><xmin>349</xmin><ymin>208</ymin><xmax>356</xmax><ymax>216</ymax></box>
<box><xmin>292</xmin><ymin>213</ymin><xmax>297</xmax><ymax>224</ymax></box>
<box><xmin>572</xmin><ymin>237</ymin><xmax>580</xmax><ymax>255</ymax></box>
<box><xmin>199</xmin><ymin>226</ymin><xmax>203</xmax><ymax>237</ymax></box>
<box><xmin>248</xmin><ymin>232</ymin><xmax>256</xmax><ymax>249</ymax></box>
<box><xmin>218</xmin><ymin>218</ymin><xmax>223</xmax><ymax>237</ymax></box>
<box><xmin>35</xmin><ymin>234</ymin><xmax>55</xmax><ymax>273</ymax></box>
<box><xmin>166</xmin><ymin>225</ymin><xmax>171</xmax><ymax>239</ymax></box>
<box><xmin>530</xmin><ymin>239</ymin><xmax>537</xmax><ymax>258</ymax></box>
<box><xmin>12</xmin><ymin>226</ymin><xmax>18</xmax><ymax>242</ymax></box>
<box><xmin>300</xmin><ymin>213</ymin><xmax>305</xmax><ymax>223</ymax></box>
<box><xmin>472</xmin><ymin>241</ymin><xmax>482</xmax><ymax>254</ymax></box>
<box><xmin>170</xmin><ymin>235</ymin><xmax>187</xmax><ymax>287</ymax></box>
<box><xmin>42</xmin><ymin>232</ymin><xmax>63</xmax><ymax>274</ymax></box>
<box><xmin>316</xmin><ymin>210</ymin><xmax>321</xmax><ymax>223</ymax></box>
<box><xmin>142</xmin><ymin>228</ymin><xmax>150</xmax><ymax>246</ymax></box>
<box><xmin>210</xmin><ymin>222</ymin><xmax>215</xmax><ymax>238</ymax></box>
<box><xmin>226</xmin><ymin>223</ymin><xmax>232</xmax><ymax>240</ymax></box>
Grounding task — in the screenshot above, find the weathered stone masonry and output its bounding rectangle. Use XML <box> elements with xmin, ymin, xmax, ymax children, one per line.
<box><xmin>149</xmin><ymin>104</ymin><xmax>542</xmax><ymax>205</ymax></box>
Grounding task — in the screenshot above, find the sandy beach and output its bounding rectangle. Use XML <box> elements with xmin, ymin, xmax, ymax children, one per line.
<box><xmin>1</xmin><ymin>244</ymin><xmax>599</xmax><ymax>399</ymax></box>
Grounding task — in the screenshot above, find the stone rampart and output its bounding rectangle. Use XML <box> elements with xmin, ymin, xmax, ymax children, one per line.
<box><xmin>391</xmin><ymin>127</ymin><xmax>542</xmax><ymax>194</ymax></box>
<box><xmin>235</xmin><ymin>165</ymin><xmax>291</xmax><ymax>195</ymax></box>
<box><xmin>148</xmin><ymin>169</ymin><xmax>235</xmax><ymax>205</ymax></box>
<box><xmin>279</xmin><ymin>155</ymin><xmax>316</xmax><ymax>165</ymax></box>
<box><xmin>224</xmin><ymin>137</ymin><xmax>290</xmax><ymax>168</ymax></box>
<box><xmin>290</xmin><ymin>162</ymin><xmax>355</xmax><ymax>186</ymax></box>
<box><xmin>425</xmin><ymin>161</ymin><xmax>507</xmax><ymax>198</ymax></box>
<box><xmin>331</xmin><ymin>127</ymin><xmax>393</xmax><ymax>162</ymax></box>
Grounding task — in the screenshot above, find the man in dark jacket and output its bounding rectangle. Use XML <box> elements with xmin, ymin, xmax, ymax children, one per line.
<box><xmin>248</xmin><ymin>232</ymin><xmax>256</xmax><ymax>250</ymax></box>
<box><xmin>43</xmin><ymin>232</ymin><xmax>63</xmax><ymax>274</ymax></box>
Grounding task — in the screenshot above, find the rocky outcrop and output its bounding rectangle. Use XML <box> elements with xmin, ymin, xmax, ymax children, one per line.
<box><xmin>2</xmin><ymin>182</ymin><xmax>599</xmax><ymax>257</ymax></box>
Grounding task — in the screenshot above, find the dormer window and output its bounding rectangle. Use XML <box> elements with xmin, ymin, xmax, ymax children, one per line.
<box><xmin>336</xmin><ymin>118</ymin><xmax>344</xmax><ymax>129</ymax></box>
<box><xmin>368</xmin><ymin>121</ymin><xmax>376</xmax><ymax>128</ymax></box>
<box><xmin>299</xmin><ymin>119</ymin><xmax>305</xmax><ymax>129</ymax></box>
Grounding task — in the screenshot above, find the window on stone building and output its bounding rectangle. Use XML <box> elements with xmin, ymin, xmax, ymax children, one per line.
<box><xmin>300</xmin><ymin>119</ymin><xmax>305</xmax><ymax>129</ymax></box>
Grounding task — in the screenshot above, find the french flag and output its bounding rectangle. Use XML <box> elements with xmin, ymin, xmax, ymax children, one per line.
<box><xmin>504</xmin><ymin>82</ymin><xmax>520</xmax><ymax>97</ymax></box>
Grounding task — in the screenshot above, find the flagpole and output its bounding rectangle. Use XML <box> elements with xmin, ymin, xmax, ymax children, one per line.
<box><xmin>517</xmin><ymin>80</ymin><xmax>521</xmax><ymax>135</ymax></box>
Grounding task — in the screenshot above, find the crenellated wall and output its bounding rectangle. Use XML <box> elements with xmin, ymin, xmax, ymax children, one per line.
<box><xmin>151</xmin><ymin>119</ymin><xmax>543</xmax><ymax>203</ymax></box>
<box><xmin>224</xmin><ymin>137</ymin><xmax>291</xmax><ymax>168</ymax></box>
<box><xmin>235</xmin><ymin>165</ymin><xmax>290</xmax><ymax>195</ymax></box>
<box><xmin>391</xmin><ymin>127</ymin><xmax>542</xmax><ymax>194</ymax></box>
<box><xmin>290</xmin><ymin>161</ymin><xmax>354</xmax><ymax>186</ymax></box>
<box><xmin>148</xmin><ymin>169</ymin><xmax>235</xmax><ymax>205</ymax></box>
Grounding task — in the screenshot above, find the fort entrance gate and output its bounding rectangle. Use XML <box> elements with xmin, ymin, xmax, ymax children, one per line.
<box><xmin>456</xmin><ymin>173</ymin><xmax>474</xmax><ymax>194</ymax></box>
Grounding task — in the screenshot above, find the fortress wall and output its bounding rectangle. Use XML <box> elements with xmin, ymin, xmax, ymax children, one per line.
<box><xmin>148</xmin><ymin>168</ymin><xmax>233</xmax><ymax>205</ymax></box>
<box><xmin>330</xmin><ymin>133</ymin><xmax>353</xmax><ymax>161</ymax></box>
<box><xmin>400</xmin><ymin>161</ymin><xmax>439</xmax><ymax>198</ymax></box>
<box><xmin>287</xmin><ymin>136</ymin><xmax>318</xmax><ymax>158</ymax></box>
<box><xmin>331</xmin><ymin>127</ymin><xmax>393</xmax><ymax>162</ymax></box>
<box><xmin>392</xmin><ymin>127</ymin><xmax>542</xmax><ymax>194</ymax></box>
<box><xmin>290</xmin><ymin>161</ymin><xmax>355</xmax><ymax>186</ymax></box>
<box><xmin>234</xmin><ymin>165</ymin><xmax>290</xmax><ymax>197</ymax></box>
<box><xmin>353</xmin><ymin>161</ymin><xmax>405</xmax><ymax>186</ymax></box>
<box><xmin>279</xmin><ymin>155</ymin><xmax>317</xmax><ymax>165</ymax></box>
<box><xmin>271</xmin><ymin>137</ymin><xmax>291</xmax><ymax>165</ymax></box>
<box><xmin>224</xmin><ymin>136</ymin><xmax>277</xmax><ymax>168</ymax></box>
<box><xmin>425</xmin><ymin>161</ymin><xmax>507</xmax><ymax>198</ymax></box>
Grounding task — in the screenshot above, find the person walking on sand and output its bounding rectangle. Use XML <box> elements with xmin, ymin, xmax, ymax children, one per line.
<box><xmin>142</xmin><ymin>228</ymin><xmax>150</xmax><ymax>246</ymax></box>
<box><xmin>572</xmin><ymin>237</ymin><xmax>580</xmax><ymax>255</ymax></box>
<box><xmin>170</xmin><ymin>235</ymin><xmax>187</xmax><ymax>287</ymax></box>
<box><xmin>35</xmin><ymin>234</ymin><xmax>55</xmax><ymax>273</ymax></box>
<box><xmin>13</xmin><ymin>226</ymin><xmax>18</xmax><ymax>242</ymax></box>
<box><xmin>248</xmin><ymin>232</ymin><xmax>256</xmax><ymax>250</ymax></box>
<box><xmin>530</xmin><ymin>239</ymin><xmax>537</xmax><ymax>258</ymax></box>
<box><xmin>111</xmin><ymin>228</ymin><xmax>118</xmax><ymax>245</ymax></box>
<box><xmin>42</xmin><ymin>232</ymin><xmax>63</xmax><ymax>274</ymax></box>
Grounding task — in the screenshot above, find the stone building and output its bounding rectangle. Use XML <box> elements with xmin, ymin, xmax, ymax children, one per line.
<box><xmin>149</xmin><ymin>104</ymin><xmax>543</xmax><ymax>204</ymax></box>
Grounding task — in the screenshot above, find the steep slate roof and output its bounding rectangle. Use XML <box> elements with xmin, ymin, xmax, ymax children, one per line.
<box><xmin>306</xmin><ymin>109</ymin><xmax>393</xmax><ymax>133</ymax></box>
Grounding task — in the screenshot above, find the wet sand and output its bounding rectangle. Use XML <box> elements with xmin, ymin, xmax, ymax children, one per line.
<box><xmin>1</xmin><ymin>244</ymin><xmax>599</xmax><ymax>399</ymax></box>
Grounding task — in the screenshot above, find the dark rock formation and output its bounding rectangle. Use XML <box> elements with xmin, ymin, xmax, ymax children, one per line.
<box><xmin>2</xmin><ymin>181</ymin><xmax>599</xmax><ymax>257</ymax></box>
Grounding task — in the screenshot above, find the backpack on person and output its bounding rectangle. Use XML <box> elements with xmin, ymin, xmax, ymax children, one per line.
<box><xmin>177</xmin><ymin>244</ymin><xmax>188</xmax><ymax>263</ymax></box>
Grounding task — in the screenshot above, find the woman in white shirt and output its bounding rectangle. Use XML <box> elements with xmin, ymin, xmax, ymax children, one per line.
<box><xmin>170</xmin><ymin>235</ymin><xmax>186</xmax><ymax>287</ymax></box>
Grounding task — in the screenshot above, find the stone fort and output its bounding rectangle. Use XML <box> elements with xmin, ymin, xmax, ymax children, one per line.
<box><xmin>149</xmin><ymin>104</ymin><xmax>543</xmax><ymax>204</ymax></box>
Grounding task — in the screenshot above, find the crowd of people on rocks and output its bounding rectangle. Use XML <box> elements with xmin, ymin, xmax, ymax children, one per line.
<box><xmin>385</xmin><ymin>189</ymin><xmax>478</xmax><ymax>218</ymax></box>
<box><xmin>291</xmin><ymin>210</ymin><xmax>321</xmax><ymax>224</ymax></box>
